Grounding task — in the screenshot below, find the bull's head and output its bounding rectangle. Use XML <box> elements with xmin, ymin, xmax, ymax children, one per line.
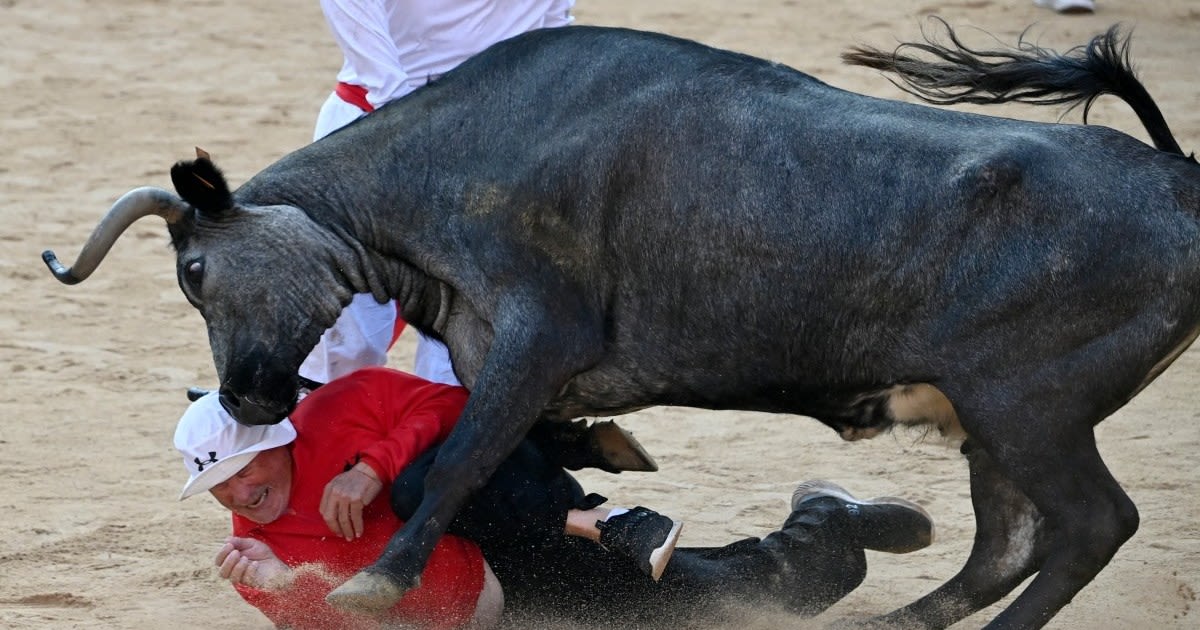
<box><xmin>44</xmin><ymin>156</ymin><xmax>361</xmax><ymax>426</ymax></box>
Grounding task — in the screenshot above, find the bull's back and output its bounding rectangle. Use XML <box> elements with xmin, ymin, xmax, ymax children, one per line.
<box><xmin>487</xmin><ymin>31</ymin><xmax>1200</xmax><ymax>415</ymax></box>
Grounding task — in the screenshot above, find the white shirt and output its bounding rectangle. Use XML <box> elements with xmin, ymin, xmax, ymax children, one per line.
<box><xmin>321</xmin><ymin>0</ymin><xmax>575</xmax><ymax>109</ymax></box>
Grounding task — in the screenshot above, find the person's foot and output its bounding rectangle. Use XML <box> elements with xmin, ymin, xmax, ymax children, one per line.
<box><xmin>1033</xmin><ymin>0</ymin><xmax>1095</xmax><ymax>14</ymax></box>
<box><xmin>596</xmin><ymin>507</ymin><xmax>683</xmax><ymax>580</ymax></box>
<box><xmin>791</xmin><ymin>480</ymin><xmax>934</xmax><ymax>554</ymax></box>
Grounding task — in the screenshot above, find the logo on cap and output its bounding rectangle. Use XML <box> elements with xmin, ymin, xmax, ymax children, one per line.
<box><xmin>194</xmin><ymin>451</ymin><xmax>218</xmax><ymax>471</ymax></box>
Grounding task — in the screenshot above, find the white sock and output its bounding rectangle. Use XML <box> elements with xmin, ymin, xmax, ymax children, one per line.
<box><xmin>604</xmin><ymin>507</ymin><xmax>629</xmax><ymax>521</ymax></box>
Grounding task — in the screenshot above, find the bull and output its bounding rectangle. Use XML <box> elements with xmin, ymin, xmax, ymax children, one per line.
<box><xmin>44</xmin><ymin>22</ymin><xmax>1199</xmax><ymax>629</ymax></box>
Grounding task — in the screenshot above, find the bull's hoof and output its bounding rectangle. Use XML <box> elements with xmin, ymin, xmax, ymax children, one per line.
<box><xmin>592</xmin><ymin>420</ymin><xmax>658</xmax><ymax>472</ymax></box>
<box><xmin>325</xmin><ymin>570</ymin><xmax>415</xmax><ymax>614</ymax></box>
<box><xmin>529</xmin><ymin>419</ymin><xmax>658</xmax><ymax>473</ymax></box>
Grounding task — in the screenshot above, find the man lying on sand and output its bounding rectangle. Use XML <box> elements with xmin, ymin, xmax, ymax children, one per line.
<box><xmin>174</xmin><ymin>367</ymin><xmax>934</xmax><ymax>629</ymax></box>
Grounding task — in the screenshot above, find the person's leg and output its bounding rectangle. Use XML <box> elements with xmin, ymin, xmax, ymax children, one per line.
<box><xmin>392</xmin><ymin>439</ymin><xmax>614</xmax><ymax>622</ymax></box>
<box><xmin>392</xmin><ymin>440</ymin><xmax>604</xmax><ymax>548</ymax></box>
<box><xmin>537</xmin><ymin>481</ymin><xmax>934</xmax><ymax>628</ymax></box>
<box><xmin>313</xmin><ymin>91</ymin><xmax>366</xmax><ymax>141</ymax></box>
<box><xmin>396</xmin><ymin>454</ymin><xmax>930</xmax><ymax>625</ymax></box>
<box><xmin>392</xmin><ymin>440</ymin><xmax>686</xmax><ymax>620</ymax></box>
<box><xmin>564</xmin><ymin>507</ymin><xmax>867</xmax><ymax>625</ymax></box>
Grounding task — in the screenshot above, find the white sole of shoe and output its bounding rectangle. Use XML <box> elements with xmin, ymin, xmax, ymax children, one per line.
<box><xmin>647</xmin><ymin>519</ymin><xmax>684</xmax><ymax>581</ymax></box>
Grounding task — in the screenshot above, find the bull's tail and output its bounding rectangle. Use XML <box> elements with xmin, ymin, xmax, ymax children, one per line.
<box><xmin>843</xmin><ymin>18</ymin><xmax>1194</xmax><ymax>161</ymax></box>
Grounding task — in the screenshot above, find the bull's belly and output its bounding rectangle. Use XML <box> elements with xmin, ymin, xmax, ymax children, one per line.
<box><xmin>547</xmin><ymin>372</ymin><xmax>964</xmax><ymax>443</ymax></box>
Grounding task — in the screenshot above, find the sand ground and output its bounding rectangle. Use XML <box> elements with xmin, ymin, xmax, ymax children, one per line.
<box><xmin>1</xmin><ymin>0</ymin><xmax>1197</xmax><ymax>627</ymax></box>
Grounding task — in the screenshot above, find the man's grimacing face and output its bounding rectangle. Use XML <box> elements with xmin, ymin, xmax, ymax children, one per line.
<box><xmin>208</xmin><ymin>446</ymin><xmax>293</xmax><ymax>524</ymax></box>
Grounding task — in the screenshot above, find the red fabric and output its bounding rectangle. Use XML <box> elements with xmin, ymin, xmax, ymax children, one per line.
<box><xmin>231</xmin><ymin>368</ymin><xmax>481</xmax><ymax>630</ymax></box>
<box><xmin>335</xmin><ymin>81</ymin><xmax>375</xmax><ymax>113</ymax></box>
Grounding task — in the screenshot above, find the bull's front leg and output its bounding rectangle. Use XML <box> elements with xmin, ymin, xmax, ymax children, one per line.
<box><xmin>326</xmin><ymin>298</ymin><xmax>604</xmax><ymax>614</ymax></box>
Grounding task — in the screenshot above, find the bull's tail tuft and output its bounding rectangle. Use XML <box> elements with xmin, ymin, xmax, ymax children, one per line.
<box><xmin>843</xmin><ymin>17</ymin><xmax>1194</xmax><ymax>161</ymax></box>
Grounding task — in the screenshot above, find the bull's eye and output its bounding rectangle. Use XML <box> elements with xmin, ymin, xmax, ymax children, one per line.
<box><xmin>184</xmin><ymin>259</ymin><xmax>204</xmax><ymax>289</ymax></box>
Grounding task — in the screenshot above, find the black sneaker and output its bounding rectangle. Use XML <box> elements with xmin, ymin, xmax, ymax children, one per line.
<box><xmin>791</xmin><ymin>480</ymin><xmax>934</xmax><ymax>554</ymax></box>
<box><xmin>596</xmin><ymin>507</ymin><xmax>683</xmax><ymax>581</ymax></box>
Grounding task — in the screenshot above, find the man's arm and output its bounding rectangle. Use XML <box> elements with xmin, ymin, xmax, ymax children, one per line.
<box><xmin>320</xmin><ymin>462</ymin><xmax>383</xmax><ymax>540</ymax></box>
<box><xmin>353</xmin><ymin>368</ymin><xmax>468</xmax><ymax>481</ymax></box>
<box><xmin>220</xmin><ymin>537</ymin><xmax>356</xmax><ymax>629</ymax></box>
<box><xmin>318</xmin><ymin>368</ymin><xmax>468</xmax><ymax>539</ymax></box>
<box><xmin>216</xmin><ymin>536</ymin><xmax>293</xmax><ymax>589</ymax></box>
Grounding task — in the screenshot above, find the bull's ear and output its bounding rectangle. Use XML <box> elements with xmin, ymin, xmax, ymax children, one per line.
<box><xmin>171</xmin><ymin>157</ymin><xmax>234</xmax><ymax>215</ymax></box>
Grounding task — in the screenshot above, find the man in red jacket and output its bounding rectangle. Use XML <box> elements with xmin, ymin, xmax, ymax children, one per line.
<box><xmin>176</xmin><ymin>367</ymin><xmax>934</xmax><ymax>629</ymax></box>
<box><xmin>176</xmin><ymin>367</ymin><xmax>682</xmax><ymax>629</ymax></box>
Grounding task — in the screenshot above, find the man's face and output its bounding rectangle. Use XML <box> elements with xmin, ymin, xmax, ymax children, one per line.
<box><xmin>209</xmin><ymin>446</ymin><xmax>293</xmax><ymax>524</ymax></box>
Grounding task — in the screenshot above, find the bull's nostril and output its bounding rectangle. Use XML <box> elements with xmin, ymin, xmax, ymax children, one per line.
<box><xmin>216</xmin><ymin>387</ymin><xmax>293</xmax><ymax>426</ymax></box>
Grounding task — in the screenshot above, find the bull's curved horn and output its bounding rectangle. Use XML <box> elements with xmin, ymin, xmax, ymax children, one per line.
<box><xmin>42</xmin><ymin>186</ymin><xmax>190</xmax><ymax>285</ymax></box>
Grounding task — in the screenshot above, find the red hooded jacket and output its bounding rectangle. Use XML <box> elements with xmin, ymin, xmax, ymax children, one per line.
<box><xmin>231</xmin><ymin>368</ymin><xmax>483</xmax><ymax>629</ymax></box>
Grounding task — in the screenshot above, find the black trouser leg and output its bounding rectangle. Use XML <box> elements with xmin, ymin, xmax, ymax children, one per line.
<box><xmin>543</xmin><ymin>501</ymin><xmax>867</xmax><ymax>628</ymax></box>
<box><xmin>392</xmin><ymin>439</ymin><xmax>599</xmax><ymax>547</ymax></box>
<box><xmin>481</xmin><ymin>515</ymin><xmax>865</xmax><ymax>628</ymax></box>
<box><xmin>393</xmin><ymin>443</ymin><xmax>866</xmax><ymax>627</ymax></box>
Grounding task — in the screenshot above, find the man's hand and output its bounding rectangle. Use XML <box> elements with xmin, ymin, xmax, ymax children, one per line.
<box><xmin>215</xmin><ymin>536</ymin><xmax>292</xmax><ymax>590</ymax></box>
<box><xmin>320</xmin><ymin>461</ymin><xmax>383</xmax><ymax>541</ymax></box>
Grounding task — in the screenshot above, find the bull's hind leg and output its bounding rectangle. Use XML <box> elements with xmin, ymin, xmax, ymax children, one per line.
<box><xmin>974</xmin><ymin>432</ymin><xmax>1138</xmax><ymax>629</ymax></box>
<box><xmin>886</xmin><ymin>398</ymin><xmax>1139</xmax><ymax>629</ymax></box>
<box><xmin>867</xmin><ymin>440</ymin><xmax>1052</xmax><ymax>629</ymax></box>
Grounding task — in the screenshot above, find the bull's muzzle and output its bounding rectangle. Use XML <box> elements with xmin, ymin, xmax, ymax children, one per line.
<box><xmin>218</xmin><ymin>386</ymin><xmax>294</xmax><ymax>426</ymax></box>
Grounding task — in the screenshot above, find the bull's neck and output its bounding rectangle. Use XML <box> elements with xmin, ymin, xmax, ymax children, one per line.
<box><xmin>300</xmin><ymin>196</ymin><xmax>450</xmax><ymax>339</ymax></box>
<box><xmin>241</xmin><ymin>97</ymin><xmax>463</xmax><ymax>337</ymax></box>
<box><xmin>372</xmin><ymin>254</ymin><xmax>449</xmax><ymax>339</ymax></box>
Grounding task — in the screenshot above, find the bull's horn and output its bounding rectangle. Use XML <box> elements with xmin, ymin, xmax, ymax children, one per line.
<box><xmin>42</xmin><ymin>186</ymin><xmax>190</xmax><ymax>285</ymax></box>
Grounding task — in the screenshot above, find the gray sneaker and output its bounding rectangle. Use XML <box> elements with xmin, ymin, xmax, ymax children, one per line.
<box><xmin>791</xmin><ymin>480</ymin><xmax>934</xmax><ymax>554</ymax></box>
<box><xmin>1033</xmin><ymin>0</ymin><xmax>1095</xmax><ymax>14</ymax></box>
<box><xmin>596</xmin><ymin>507</ymin><xmax>683</xmax><ymax>581</ymax></box>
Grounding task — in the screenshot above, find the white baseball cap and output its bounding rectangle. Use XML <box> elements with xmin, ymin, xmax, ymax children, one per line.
<box><xmin>174</xmin><ymin>392</ymin><xmax>297</xmax><ymax>500</ymax></box>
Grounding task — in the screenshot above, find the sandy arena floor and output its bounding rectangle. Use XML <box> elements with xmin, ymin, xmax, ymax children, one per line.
<box><xmin>1</xmin><ymin>0</ymin><xmax>1197</xmax><ymax>627</ymax></box>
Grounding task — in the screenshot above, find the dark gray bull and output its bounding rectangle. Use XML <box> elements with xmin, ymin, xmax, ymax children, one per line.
<box><xmin>44</xmin><ymin>22</ymin><xmax>1200</xmax><ymax>629</ymax></box>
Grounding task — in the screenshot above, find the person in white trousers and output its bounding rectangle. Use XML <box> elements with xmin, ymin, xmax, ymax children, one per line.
<box><xmin>305</xmin><ymin>0</ymin><xmax>575</xmax><ymax>386</ymax></box>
